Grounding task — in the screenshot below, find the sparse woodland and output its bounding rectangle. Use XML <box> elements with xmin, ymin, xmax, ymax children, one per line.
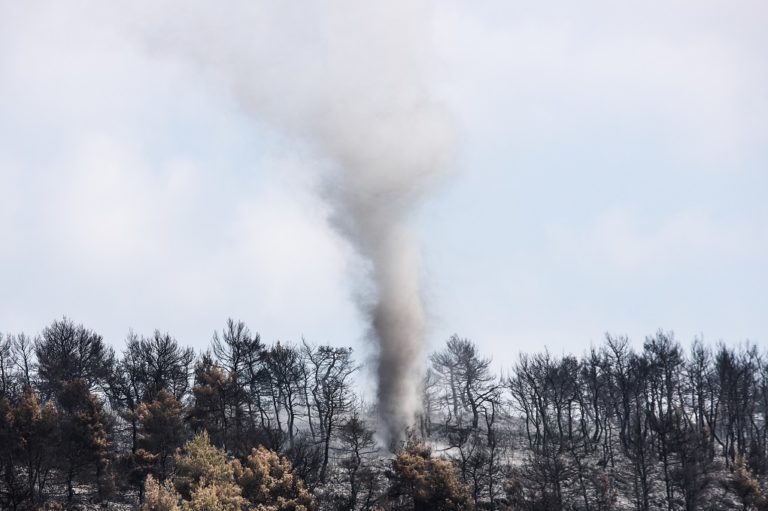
<box><xmin>2</xmin><ymin>317</ymin><xmax>768</xmax><ymax>510</ymax></box>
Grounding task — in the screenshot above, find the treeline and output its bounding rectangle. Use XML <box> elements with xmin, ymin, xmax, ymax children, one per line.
<box><xmin>424</xmin><ymin>333</ymin><xmax>768</xmax><ymax>510</ymax></box>
<box><xmin>1</xmin><ymin>318</ymin><xmax>767</xmax><ymax>510</ymax></box>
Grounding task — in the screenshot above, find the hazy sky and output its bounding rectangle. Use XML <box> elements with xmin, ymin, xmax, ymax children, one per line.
<box><xmin>1</xmin><ymin>0</ymin><xmax>766</xmax><ymax>369</ymax></box>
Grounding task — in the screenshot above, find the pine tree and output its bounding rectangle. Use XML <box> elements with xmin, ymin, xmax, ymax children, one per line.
<box><xmin>730</xmin><ymin>456</ymin><xmax>768</xmax><ymax>511</ymax></box>
<box><xmin>173</xmin><ymin>432</ymin><xmax>245</xmax><ymax>511</ymax></box>
<box><xmin>386</xmin><ymin>440</ymin><xmax>473</xmax><ymax>511</ymax></box>
<box><xmin>188</xmin><ymin>355</ymin><xmax>233</xmax><ymax>450</ymax></box>
<box><xmin>174</xmin><ymin>431</ymin><xmax>236</xmax><ymax>501</ymax></box>
<box><xmin>136</xmin><ymin>389</ymin><xmax>186</xmax><ymax>481</ymax></box>
<box><xmin>233</xmin><ymin>446</ymin><xmax>316</xmax><ymax>510</ymax></box>
<box><xmin>142</xmin><ymin>474</ymin><xmax>181</xmax><ymax>511</ymax></box>
<box><xmin>57</xmin><ymin>380</ymin><xmax>110</xmax><ymax>503</ymax></box>
<box><xmin>12</xmin><ymin>388</ymin><xmax>58</xmax><ymax>503</ymax></box>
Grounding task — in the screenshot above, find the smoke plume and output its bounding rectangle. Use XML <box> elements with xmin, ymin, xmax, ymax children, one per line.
<box><xmin>135</xmin><ymin>0</ymin><xmax>453</xmax><ymax>443</ymax></box>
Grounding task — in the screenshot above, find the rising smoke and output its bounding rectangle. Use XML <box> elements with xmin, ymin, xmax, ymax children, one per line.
<box><xmin>134</xmin><ymin>0</ymin><xmax>453</xmax><ymax>444</ymax></box>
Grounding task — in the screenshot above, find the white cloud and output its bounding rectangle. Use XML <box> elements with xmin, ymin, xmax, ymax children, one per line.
<box><xmin>0</xmin><ymin>2</ymin><xmax>361</xmax><ymax>349</ymax></box>
<box><xmin>546</xmin><ymin>208</ymin><xmax>767</xmax><ymax>275</ymax></box>
<box><xmin>434</xmin><ymin>0</ymin><xmax>768</xmax><ymax>170</ymax></box>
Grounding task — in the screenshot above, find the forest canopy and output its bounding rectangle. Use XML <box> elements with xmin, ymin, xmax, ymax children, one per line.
<box><xmin>1</xmin><ymin>317</ymin><xmax>767</xmax><ymax>510</ymax></box>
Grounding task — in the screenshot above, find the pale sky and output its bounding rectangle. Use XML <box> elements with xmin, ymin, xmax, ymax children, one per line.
<box><xmin>1</xmin><ymin>0</ymin><xmax>766</xmax><ymax>371</ymax></box>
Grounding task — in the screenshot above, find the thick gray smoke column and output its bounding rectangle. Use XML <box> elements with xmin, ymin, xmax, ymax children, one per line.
<box><xmin>135</xmin><ymin>0</ymin><xmax>453</xmax><ymax>443</ymax></box>
<box><xmin>330</xmin><ymin>118</ymin><xmax>449</xmax><ymax>443</ymax></box>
